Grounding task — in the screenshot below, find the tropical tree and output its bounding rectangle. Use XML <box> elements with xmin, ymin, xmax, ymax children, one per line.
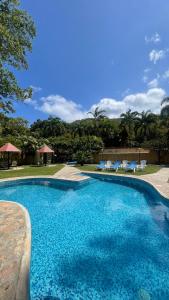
<box><xmin>161</xmin><ymin>97</ymin><xmax>169</xmax><ymax>117</ymax></box>
<box><xmin>31</xmin><ymin>117</ymin><xmax>66</xmax><ymax>138</ymax></box>
<box><xmin>97</xmin><ymin>118</ymin><xmax>120</xmax><ymax>147</ymax></box>
<box><xmin>74</xmin><ymin>150</ymin><xmax>92</xmax><ymax>166</ymax></box>
<box><xmin>88</xmin><ymin>106</ymin><xmax>106</xmax><ymax>119</ymax></box>
<box><xmin>1</xmin><ymin>117</ymin><xmax>29</xmax><ymax>136</ymax></box>
<box><xmin>136</xmin><ymin>110</ymin><xmax>157</xmax><ymax>142</ymax></box>
<box><xmin>120</xmin><ymin>109</ymin><xmax>138</xmax><ymax>146</ymax></box>
<box><xmin>0</xmin><ymin>0</ymin><xmax>36</xmax><ymax>113</ymax></box>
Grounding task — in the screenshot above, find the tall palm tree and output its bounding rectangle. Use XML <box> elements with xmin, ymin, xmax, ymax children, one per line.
<box><xmin>136</xmin><ymin>110</ymin><xmax>157</xmax><ymax>141</ymax></box>
<box><xmin>161</xmin><ymin>97</ymin><xmax>169</xmax><ymax>117</ymax></box>
<box><xmin>88</xmin><ymin>106</ymin><xmax>106</xmax><ymax>119</ymax></box>
<box><xmin>120</xmin><ymin>109</ymin><xmax>138</xmax><ymax>145</ymax></box>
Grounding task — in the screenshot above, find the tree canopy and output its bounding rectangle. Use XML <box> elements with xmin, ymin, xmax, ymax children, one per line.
<box><xmin>0</xmin><ymin>104</ymin><xmax>169</xmax><ymax>164</ymax></box>
<box><xmin>0</xmin><ymin>0</ymin><xmax>36</xmax><ymax>113</ymax></box>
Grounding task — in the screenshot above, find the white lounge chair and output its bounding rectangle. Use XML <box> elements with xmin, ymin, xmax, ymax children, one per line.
<box><xmin>121</xmin><ymin>160</ymin><xmax>128</xmax><ymax>169</ymax></box>
<box><xmin>105</xmin><ymin>160</ymin><xmax>112</xmax><ymax>170</ymax></box>
<box><xmin>137</xmin><ymin>160</ymin><xmax>147</xmax><ymax>170</ymax></box>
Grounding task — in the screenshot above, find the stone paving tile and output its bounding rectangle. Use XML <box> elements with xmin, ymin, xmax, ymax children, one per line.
<box><xmin>140</xmin><ymin>168</ymin><xmax>169</xmax><ymax>199</ymax></box>
<box><xmin>0</xmin><ymin>202</ymin><xmax>27</xmax><ymax>300</ymax></box>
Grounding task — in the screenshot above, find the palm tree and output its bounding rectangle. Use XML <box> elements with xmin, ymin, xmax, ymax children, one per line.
<box><xmin>136</xmin><ymin>110</ymin><xmax>157</xmax><ymax>141</ymax></box>
<box><xmin>88</xmin><ymin>106</ymin><xmax>106</xmax><ymax>119</ymax></box>
<box><xmin>161</xmin><ymin>97</ymin><xmax>169</xmax><ymax>117</ymax></box>
<box><xmin>120</xmin><ymin>109</ymin><xmax>138</xmax><ymax>145</ymax></box>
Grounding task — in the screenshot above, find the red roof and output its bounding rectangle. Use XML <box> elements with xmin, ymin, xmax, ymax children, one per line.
<box><xmin>0</xmin><ymin>143</ymin><xmax>21</xmax><ymax>153</ymax></box>
<box><xmin>37</xmin><ymin>145</ymin><xmax>54</xmax><ymax>153</ymax></box>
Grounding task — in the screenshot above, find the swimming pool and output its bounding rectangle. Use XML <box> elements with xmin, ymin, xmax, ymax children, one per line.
<box><xmin>1</xmin><ymin>175</ymin><xmax>169</xmax><ymax>300</ymax></box>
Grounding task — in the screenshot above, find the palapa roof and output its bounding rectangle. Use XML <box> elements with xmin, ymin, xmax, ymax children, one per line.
<box><xmin>37</xmin><ymin>145</ymin><xmax>54</xmax><ymax>153</ymax></box>
<box><xmin>0</xmin><ymin>143</ymin><xmax>21</xmax><ymax>153</ymax></box>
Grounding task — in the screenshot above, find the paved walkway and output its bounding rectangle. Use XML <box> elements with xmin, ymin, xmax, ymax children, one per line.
<box><xmin>0</xmin><ymin>202</ymin><xmax>30</xmax><ymax>300</ymax></box>
<box><xmin>140</xmin><ymin>167</ymin><xmax>169</xmax><ymax>198</ymax></box>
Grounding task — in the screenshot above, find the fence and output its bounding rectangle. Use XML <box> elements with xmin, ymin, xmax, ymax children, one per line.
<box><xmin>93</xmin><ymin>148</ymin><xmax>169</xmax><ymax>164</ymax></box>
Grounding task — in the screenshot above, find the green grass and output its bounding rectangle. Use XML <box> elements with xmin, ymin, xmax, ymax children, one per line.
<box><xmin>77</xmin><ymin>164</ymin><xmax>161</xmax><ymax>176</ymax></box>
<box><xmin>0</xmin><ymin>164</ymin><xmax>64</xmax><ymax>179</ymax></box>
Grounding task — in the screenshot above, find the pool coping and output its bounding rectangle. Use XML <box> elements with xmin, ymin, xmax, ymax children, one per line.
<box><xmin>0</xmin><ymin>201</ymin><xmax>31</xmax><ymax>300</ymax></box>
<box><xmin>16</xmin><ymin>202</ymin><xmax>31</xmax><ymax>300</ymax></box>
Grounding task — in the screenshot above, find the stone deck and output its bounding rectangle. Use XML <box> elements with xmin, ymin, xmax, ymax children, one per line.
<box><xmin>140</xmin><ymin>167</ymin><xmax>169</xmax><ymax>199</ymax></box>
<box><xmin>0</xmin><ymin>202</ymin><xmax>31</xmax><ymax>300</ymax></box>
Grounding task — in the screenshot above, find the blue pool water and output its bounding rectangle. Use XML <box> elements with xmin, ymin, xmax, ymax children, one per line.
<box><xmin>1</xmin><ymin>176</ymin><xmax>169</xmax><ymax>300</ymax></box>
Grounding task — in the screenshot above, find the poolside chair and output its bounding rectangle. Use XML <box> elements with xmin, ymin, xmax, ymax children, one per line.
<box><xmin>110</xmin><ymin>160</ymin><xmax>121</xmax><ymax>172</ymax></box>
<box><xmin>11</xmin><ymin>160</ymin><xmax>17</xmax><ymax>168</ymax></box>
<box><xmin>96</xmin><ymin>161</ymin><xmax>106</xmax><ymax>170</ymax></box>
<box><xmin>137</xmin><ymin>160</ymin><xmax>147</xmax><ymax>171</ymax></box>
<box><xmin>125</xmin><ymin>161</ymin><xmax>137</xmax><ymax>173</ymax></box>
<box><xmin>67</xmin><ymin>161</ymin><xmax>77</xmax><ymax>166</ymax></box>
<box><xmin>105</xmin><ymin>160</ymin><xmax>112</xmax><ymax>170</ymax></box>
<box><xmin>121</xmin><ymin>160</ymin><xmax>128</xmax><ymax>169</ymax></box>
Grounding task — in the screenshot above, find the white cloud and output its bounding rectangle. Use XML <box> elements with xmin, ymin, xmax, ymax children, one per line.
<box><xmin>26</xmin><ymin>88</ymin><xmax>166</xmax><ymax>121</ymax></box>
<box><xmin>142</xmin><ymin>69</ymin><xmax>151</xmax><ymax>83</ymax></box>
<box><xmin>149</xmin><ymin>49</ymin><xmax>168</xmax><ymax>64</ymax></box>
<box><xmin>121</xmin><ymin>88</ymin><xmax>131</xmax><ymax>97</ymax></box>
<box><xmin>147</xmin><ymin>78</ymin><xmax>159</xmax><ymax>88</ymax></box>
<box><xmin>145</xmin><ymin>33</ymin><xmax>161</xmax><ymax>44</ymax></box>
<box><xmin>24</xmin><ymin>98</ymin><xmax>37</xmax><ymax>106</ymax></box>
<box><xmin>147</xmin><ymin>74</ymin><xmax>160</xmax><ymax>88</ymax></box>
<box><xmin>148</xmin><ymin>78</ymin><xmax>159</xmax><ymax>89</ymax></box>
<box><xmin>142</xmin><ymin>75</ymin><xmax>149</xmax><ymax>83</ymax></box>
<box><xmin>91</xmin><ymin>98</ymin><xmax>126</xmax><ymax>118</ymax></box>
<box><xmin>38</xmin><ymin>95</ymin><xmax>88</xmax><ymax>122</ymax></box>
<box><xmin>163</xmin><ymin>69</ymin><xmax>169</xmax><ymax>80</ymax></box>
<box><xmin>30</xmin><ymin>85</ymin><xmax>42</xmax><ymax>93</ymax></box>
<box><xmin>92</xmin><ymin>88</ymin><xmax>165</xmax><ymax>118</ymax></box>
<box><xmin>144</xmin><ymin>68</ymin><xmax>151</xmax><ymax>74</ymax></box>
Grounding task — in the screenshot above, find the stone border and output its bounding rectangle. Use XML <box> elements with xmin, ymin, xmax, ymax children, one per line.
<box><xmin>0</xmin><ymin>201</ymin><xmax>31</xmax><ymax>300</ymax></box>
<box><xmin>16</xmin><ymin>203</ymin><xmax>31</xmax><ymax>300</ymax></box>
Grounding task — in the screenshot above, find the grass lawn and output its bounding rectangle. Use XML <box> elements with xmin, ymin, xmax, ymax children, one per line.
<box><xmin>77</xmin><ymin>164</ymin><xmax>161</xmax><ymax>176</ymax></box>
<box><xmin>0</xmin><ymin>164</ymin><xmax>64</xmax><ymax>179</ymax></box>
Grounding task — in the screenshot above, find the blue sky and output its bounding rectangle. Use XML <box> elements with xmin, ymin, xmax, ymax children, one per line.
<box><xmin>13</xmin><ymin>0</ymin><xmax>169</xmax><ymax>124</ymax></box>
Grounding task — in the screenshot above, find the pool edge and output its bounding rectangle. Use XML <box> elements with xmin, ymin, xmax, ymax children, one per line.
<box><xmin>0</xmin><ymin>201</ymin><xmax>31</xmax><ymax>300</ymax></box>
<box><xmin>0</xmin><ymin>172</ymin><xmax>168</xmax><ymax>200</ymax></box>
<box><xmin>16</xmin><ymin>202</ymin><xmax>31</xmax><ymax>300</ymax></box>
<box><xmin>81</xmin><ymin>170</ymin><xmax>169</xmax><ymax>201</ymax></box>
